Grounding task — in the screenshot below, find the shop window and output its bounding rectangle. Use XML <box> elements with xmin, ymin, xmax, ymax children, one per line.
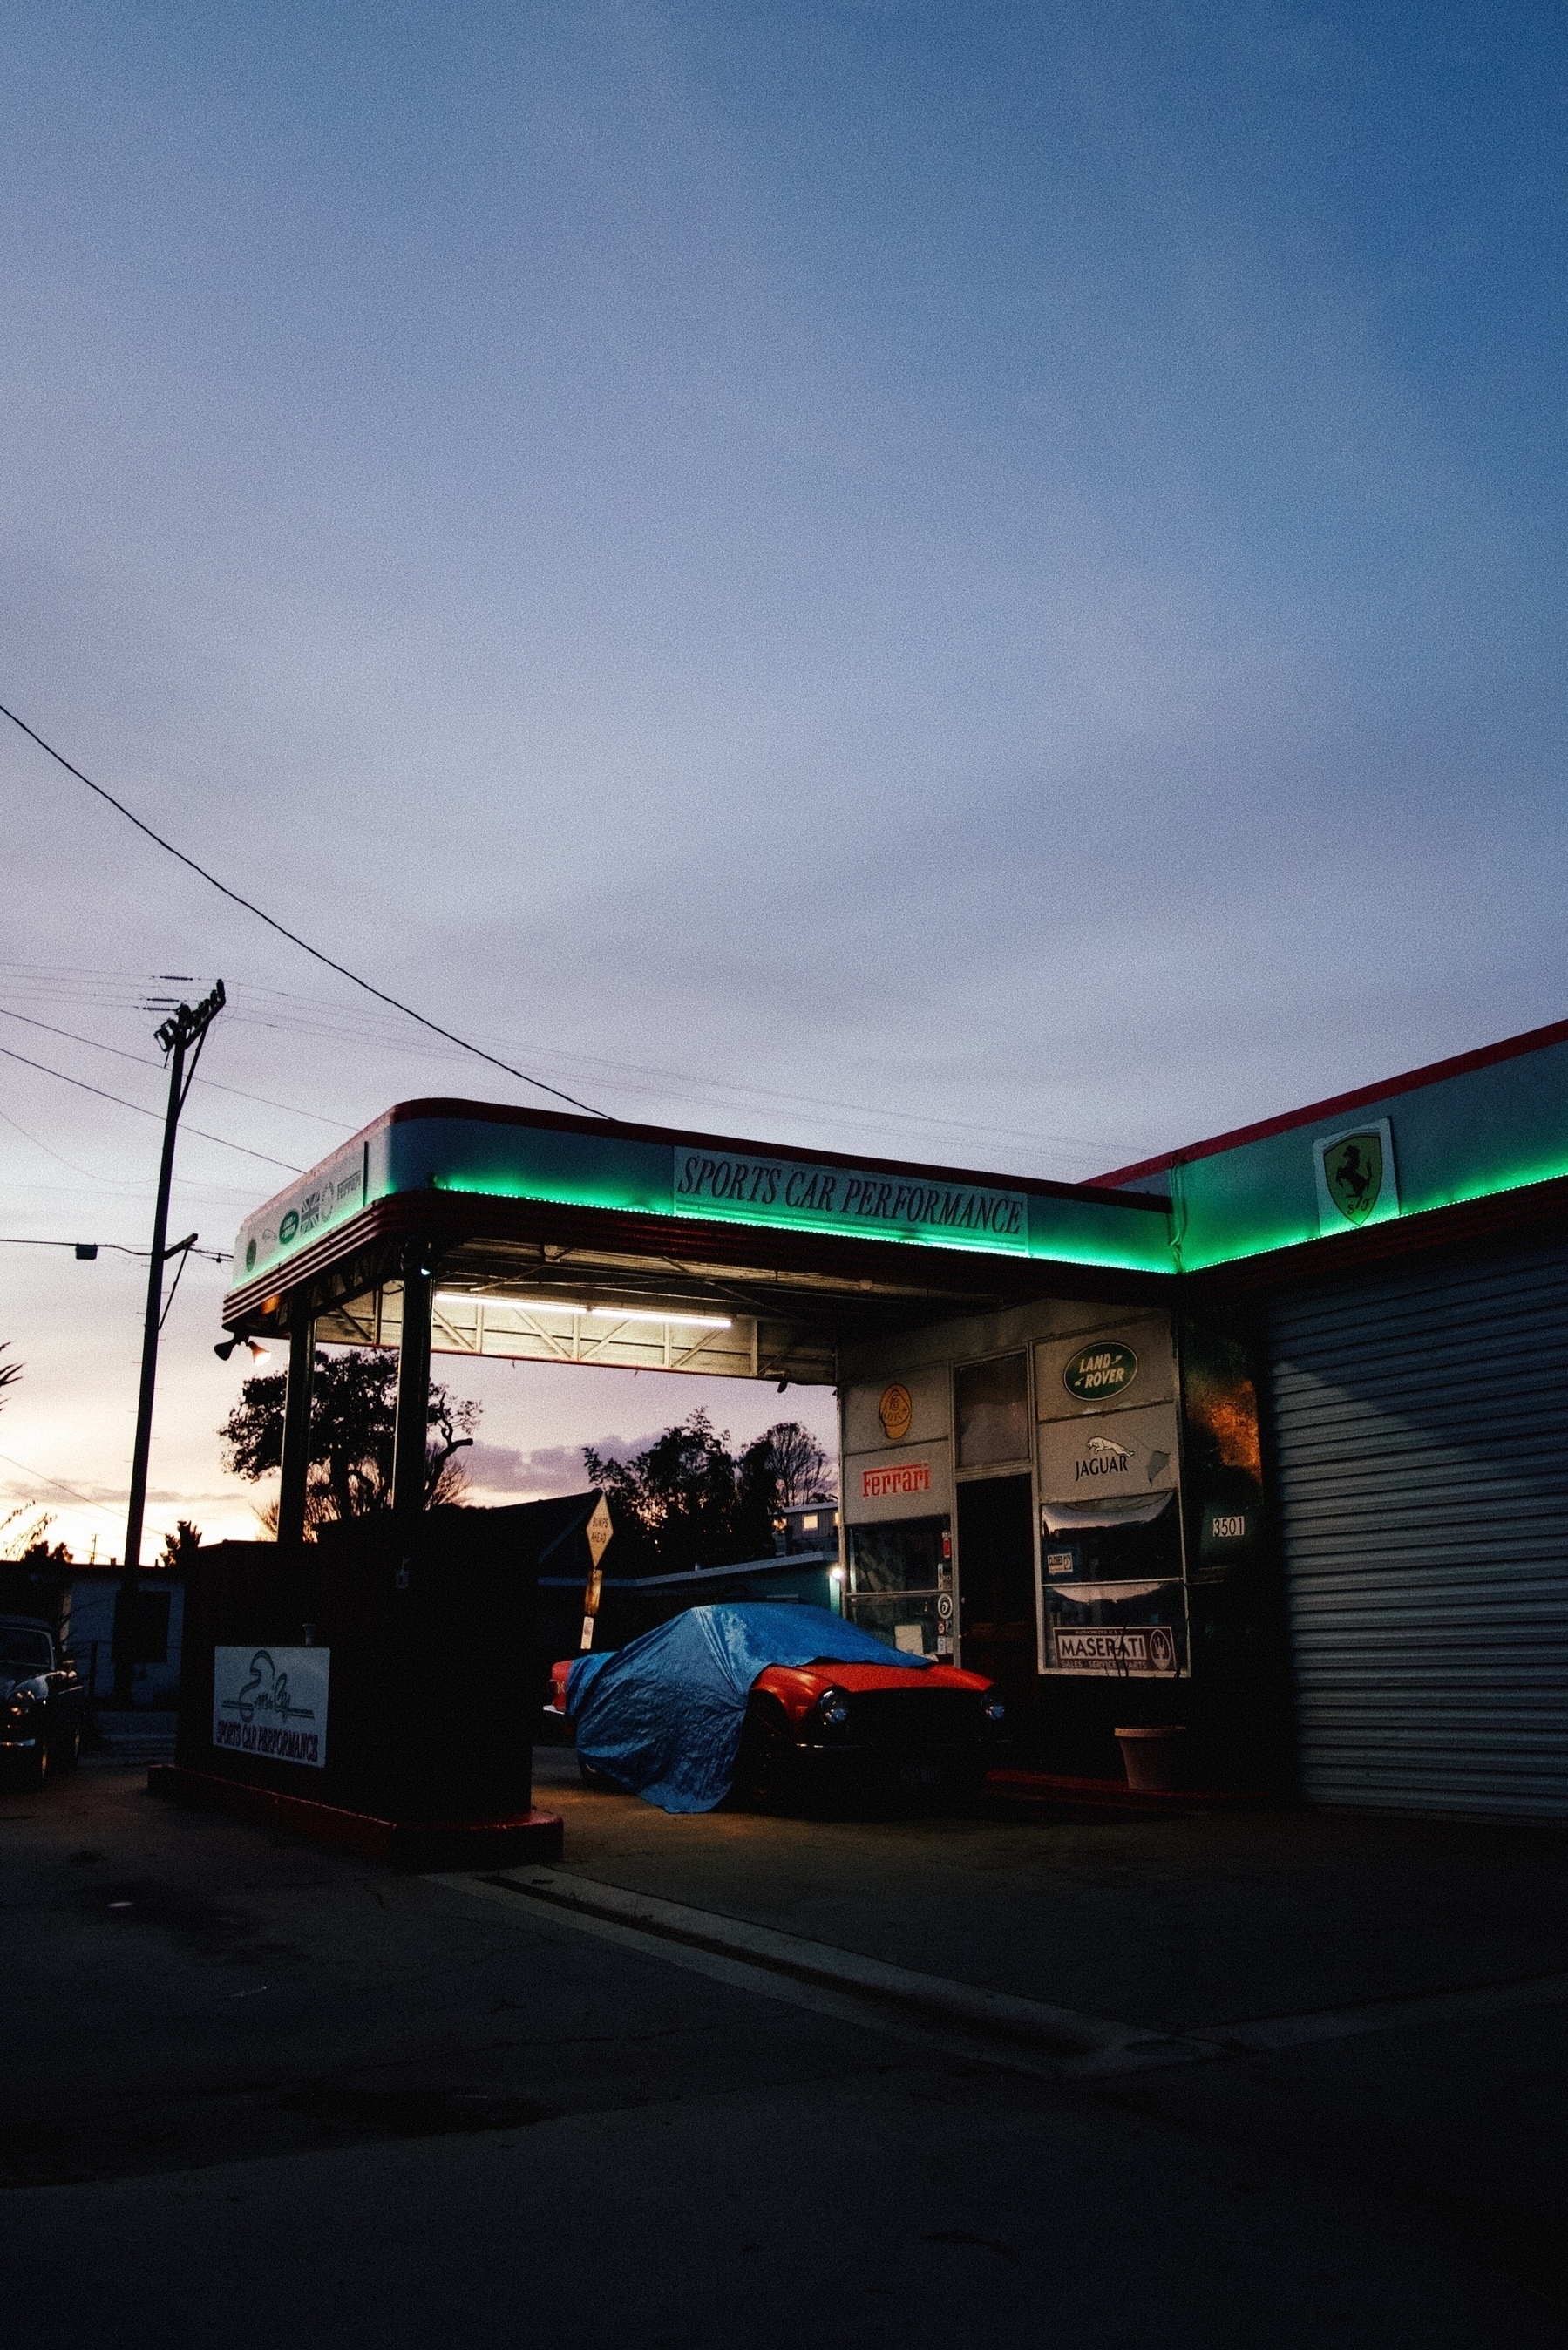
<box><xmin>1181</xmin><ymin>1324</ymin><xmax>1266</xmax><ymax>1569</ymax></box>
<box><xmin>112</xmin><ymin>1587</ymin><xmax>170</xmax><ymax>1666</ymax></box>
<box><xmin>955</xmin><ymin>1352</ymin><xmax>1029</xmax><ymax>1467</ymax></box>
<box><xmin>846</xmin><ymin>1514</ymin><xmax>950</xmax><ymax>1656</ymax></box>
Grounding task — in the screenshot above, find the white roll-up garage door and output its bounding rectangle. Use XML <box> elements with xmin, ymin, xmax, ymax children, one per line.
<box><xmin>1268</xmin><ymin>1240</ymin><xmax>1568</xmax><ymax>1817</ymax></box>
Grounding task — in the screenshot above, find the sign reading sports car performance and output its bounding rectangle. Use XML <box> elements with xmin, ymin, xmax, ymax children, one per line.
<box><xmin>675</xmin><ymin>1151</ymin><xmax>1029</xmax><ymax>1253</ymax></box>
<box><xmin>212</xmin><ymin>1646</ymin><xmax>329</xmax><ymax>1769</ymax></box>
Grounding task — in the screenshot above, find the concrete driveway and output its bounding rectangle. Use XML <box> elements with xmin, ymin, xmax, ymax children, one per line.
<box><xmin>1</xmin><ymin>1749</ymin><xmax>1564</xmax><ymax>2347</ymax></box>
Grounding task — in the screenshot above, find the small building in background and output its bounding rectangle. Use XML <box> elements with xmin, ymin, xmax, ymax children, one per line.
<box><xmin>63</xmin><ymin>1569</ymin><xmax>184</xmax><ymax>1707</ymax></box>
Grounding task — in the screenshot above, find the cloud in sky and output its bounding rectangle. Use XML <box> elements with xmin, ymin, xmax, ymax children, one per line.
<box><xmin>1</xmin><ymin>1</ymin><xmax>1565</xmax><ymax>1538</ymax></box>
<box><xmin>464</xmin><ymin>1434</ymin><xmax>649</xmax><ymax>1501</ymax></box>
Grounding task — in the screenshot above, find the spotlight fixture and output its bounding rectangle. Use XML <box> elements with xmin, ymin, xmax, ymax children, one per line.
<box><xmin>214</xmin><ymin>1335</ymin><xmax>271</xmax><ymax>1363</ymax></box>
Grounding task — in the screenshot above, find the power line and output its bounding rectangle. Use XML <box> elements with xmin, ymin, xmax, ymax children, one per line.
<box><xmin>0</xmin><ymin>1446</ymin><xmax>185</xmax><ymax>1552</ymax></box>
<box><xmin>0</xmin><ymin>1097</ymin><xmax>140</xmax><ymax>1186</ymax></box>
<box><xmin>0</xmin><ymin>1043</ymin><xmax>304</xmax><ymax>1172</ymax></box>
<box><xmin>0</xmin><ymin>1235</ymin><xmax>229</xmax><ymax>1263</ymax></box>
<box><xmin>0</xmin><ymin>700</ymin><xmax>608</xmax><ymax>1119</ymax></box>
<box><xmin>0</xmin><ymin>1003</ymin><xmax>354</xmax><ymax>1134</ymax></box>
<box><xmin>0</xmin><ymin>1447</ymin><xmax>125</xmax><ymax>1520</ymax></box>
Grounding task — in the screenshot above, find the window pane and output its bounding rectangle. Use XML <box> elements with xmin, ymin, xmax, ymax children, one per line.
<box><xmin>955</xmin><ymin>1352</ymin><xmax>1029</xmax><ymax>1466</ymax></box>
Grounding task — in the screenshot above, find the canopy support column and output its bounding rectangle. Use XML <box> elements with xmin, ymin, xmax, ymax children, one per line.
<box><xmin>390</xmin><ymin>1246</ymin><xmax>434</xmax><ymax>1531</ymax></box>
<box><xmin>277</xmin><ymin>1306</ymin><xmax>315</xmax><ymax>1546</ymax></box>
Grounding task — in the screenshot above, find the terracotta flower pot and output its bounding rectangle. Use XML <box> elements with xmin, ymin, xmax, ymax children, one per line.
<box><xmin>1114</xmin><ymin>1725</ymin><xmax>1188</xmax><ymax>1791</ymax></box>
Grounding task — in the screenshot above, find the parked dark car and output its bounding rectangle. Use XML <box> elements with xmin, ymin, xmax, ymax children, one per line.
<box><xmin>0</xmin><ymin>1618</ymin><xmax>84</xmax><ymax>1789</ymax></box>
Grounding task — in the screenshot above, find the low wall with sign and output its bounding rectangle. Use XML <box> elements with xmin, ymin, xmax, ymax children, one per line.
<box><xmin>176</xmin><ymin>1510</ymin><xmax>540</xmax><ymax>1822</ymax></box>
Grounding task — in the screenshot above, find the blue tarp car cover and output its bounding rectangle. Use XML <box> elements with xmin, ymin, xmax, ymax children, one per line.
<box><xmin>566</xmin><ymin>1601</ymin><xmax>931</xmax><ymax>1814</ymax></box>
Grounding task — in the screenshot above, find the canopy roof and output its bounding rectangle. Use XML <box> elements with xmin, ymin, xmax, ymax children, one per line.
<box><xmin>221</xmin><ymin>1098</ymin><xmax>1173</xmax><ymax>1379</ymax></box>
<box><xmin>221</xmin><ymin>1015</ymin><xmax>1568</xmax><ymax>1374</ymax></box>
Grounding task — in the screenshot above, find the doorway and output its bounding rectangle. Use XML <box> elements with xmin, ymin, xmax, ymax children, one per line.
<box><xmin>956</xmin><ymin>1474</ymin><xmax>1037</xmax><ymax>1718</ymax></box>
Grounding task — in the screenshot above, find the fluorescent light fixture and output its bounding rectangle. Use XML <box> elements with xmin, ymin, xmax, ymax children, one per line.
<box><xmin>586</xmin><ymin>1307</ymin><xmax>732</xmax><ymax>1329</ymax></box>
<box><xmin>435</xmin><ymin>1293</ymin><xmax>587</xmax><ymax>1314</ymax></box>
<box><xmin>431</xmin><ymin>1294</ymin><xmax>730</xmax><ymax>1327</ymax></box>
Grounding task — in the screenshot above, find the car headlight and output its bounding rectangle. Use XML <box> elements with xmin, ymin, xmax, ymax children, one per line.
<box><xmin>982</xmin><ymin>1694</ymin><xmax>1007</xmax><ymax>1724</ymax></box>
<box><xmin>816</xmin><ymin>1688</ymin><xmax>851</xmax><ymax>1731</ymax></box>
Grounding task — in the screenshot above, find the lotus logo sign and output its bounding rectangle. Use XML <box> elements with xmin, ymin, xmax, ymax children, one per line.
<box><xmin>1062</xmin><ymin>1342</ymin><xmax>1138</xmax><ymax>1403</ymax></box>
<box><xmin>878</xmin><ymin>1382</ymin><xmax>913</xmax><ymax>1441</ymax></box>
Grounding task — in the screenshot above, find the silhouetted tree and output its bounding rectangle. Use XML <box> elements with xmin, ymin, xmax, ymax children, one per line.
<box><xmin>158</xmin><ymin>1518</ymin><xmax>203</xmax><ymax>1570</ymax></box>
<box><xmin>743</xmin><ymin>1421</ymin><xmax>833</xmax><ymax>1511</ymax></box>
<box><xmin>220</xmin><ymin>1347</ymin><xmax>479</xmax><ymax>1534</ymax></box>
<box><xmin>584</xmin><ymin>1412</ymin><xmax>835</xmax><ymax>1574</ymax></box>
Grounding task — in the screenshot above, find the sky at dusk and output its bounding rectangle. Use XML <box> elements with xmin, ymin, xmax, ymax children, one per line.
<box><xmin>3</xmin><ymin>2</ymin><xmax>1565</xmax><ymax>1555</ymax></box>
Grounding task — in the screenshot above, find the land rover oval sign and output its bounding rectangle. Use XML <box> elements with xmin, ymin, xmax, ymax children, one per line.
<box><xmin>1062</xmin><ymin>1342</ymin><xmax>1138</xmax><ymax>1403</ymax></box>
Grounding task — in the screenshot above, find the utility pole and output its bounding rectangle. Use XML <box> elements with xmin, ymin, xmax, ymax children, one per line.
<box><xmin>115</xmin><ymin>980</ymin><xmax>226</xmax><ymax>1703</ymax></box>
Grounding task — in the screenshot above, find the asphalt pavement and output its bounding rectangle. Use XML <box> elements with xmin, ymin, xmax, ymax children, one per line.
<box><xmin>2</xmin><ymin>1748</ymin><xmax>1565</xmax><ymax>2347</ymax></box>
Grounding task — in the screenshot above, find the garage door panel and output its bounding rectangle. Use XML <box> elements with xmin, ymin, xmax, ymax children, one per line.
<box><xmin>1268</xmin><ymin>1240</ymin><xmax>1568</xmax><ymax>1817</ymax></box>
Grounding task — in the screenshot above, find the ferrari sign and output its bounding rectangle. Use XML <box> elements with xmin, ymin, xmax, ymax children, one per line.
<box><xmin>1323</xmin><ymin>1133</ymin><xmax>1382</xmax><ymax>1221</ymax></box>
<box><xmin>1314</xmin><ymin>1117</ymin><xmax>1398</xmax><ymax>1234</ymax></box>
<box><xmin>862</xmin><ymin>1461</ymin><xmax>931</xmax><ymax>1500</ymax></box>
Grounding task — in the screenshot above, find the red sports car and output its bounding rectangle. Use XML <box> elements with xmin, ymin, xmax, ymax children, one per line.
<box><xmin>550</xmin><ymin>1622</ymin><xmax>1004</xmax><ymax>1812</ymax></box>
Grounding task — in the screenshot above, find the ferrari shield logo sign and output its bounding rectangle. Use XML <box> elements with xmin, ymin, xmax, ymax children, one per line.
<box><xmin>1314</xmin><ymin>1117</ymin><xmax>1397</xmax><ymax>1234</ymax></box>
<box><xmin>1324</xmin><ymin>1133</ymin><xmax>1382</xmax><ymax>1221</ymax></box>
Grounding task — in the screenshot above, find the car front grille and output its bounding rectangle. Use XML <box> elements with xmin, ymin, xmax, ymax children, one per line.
<box><xmin>834</xmin><ymin>1689</ymin><xmax>986</xmax><ymax>1752</ymax></box>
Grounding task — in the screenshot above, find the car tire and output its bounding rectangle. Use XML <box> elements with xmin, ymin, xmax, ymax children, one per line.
<box><xmin>55</xmin><ymin>1723</ymin><xmax>82</xmax><ymax>1775</ymax></box>
<box><xmin>578</xmin><ymin>1756</ymin><xmax>613</xmax><ymax>1788</ymax></box>
<box><xmin>24</xmin><ymin>1740</ymin><xmax>48</xmax><ymax>1793</ymax></box>
<box><xmin>733</xmin><ymin>1698</ymin><xmax>798</xmax><ymax>1813</ymax></box>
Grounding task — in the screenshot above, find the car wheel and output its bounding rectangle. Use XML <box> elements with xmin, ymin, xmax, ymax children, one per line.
<box><xmin>578</xmin><ymin>1756</ymin><xmax>612</xmax><ymax>1788</ymax></box>
<box><xmin>733</xmin><ymin>1699</ymin><xmax>798</xmax><ymax>1813</ymax></box>
<box><xmin>56</xmin><ymin>1724</ymin><xmax>82</xmax><ymax>1775</ymax></box>
<box><xmin>24</xmin><ymin>1740</ymin><xmax>49</xmax><ymax>1793</ymax></box>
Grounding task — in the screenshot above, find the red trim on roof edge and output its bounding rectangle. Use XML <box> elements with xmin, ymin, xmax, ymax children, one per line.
<box><xmin>1094</xmin><ymin>1015</ymin><xmax>1568</xmax><ymax>1186</ymax></box>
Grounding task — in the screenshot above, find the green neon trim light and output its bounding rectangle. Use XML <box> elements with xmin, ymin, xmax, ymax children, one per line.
<box><xmin>231</xmin><ymin>1112</ymin><xmax>1178</xmax><ymax>1286</ymax></box>
<box><xmin>424</xmin><ymin>1172</ymin><xmax>1174</xmax><ymax>1274</ymax></box>
<box><xmin>1176</xmin><ymin>1153</ymin><xmax>1568</xmax><ymax>1272</ymax></box>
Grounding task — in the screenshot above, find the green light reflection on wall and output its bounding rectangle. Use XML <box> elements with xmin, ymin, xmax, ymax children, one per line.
<box><xmin>1175</xmin><ymin>1156</ymin><xmax>1568</xmax><ymax>1271</ymax></box>
<box><xmin>428</xmin><ymin>1172</ymin><xmax>1176</xmax><ymax>1275</ymax></box>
